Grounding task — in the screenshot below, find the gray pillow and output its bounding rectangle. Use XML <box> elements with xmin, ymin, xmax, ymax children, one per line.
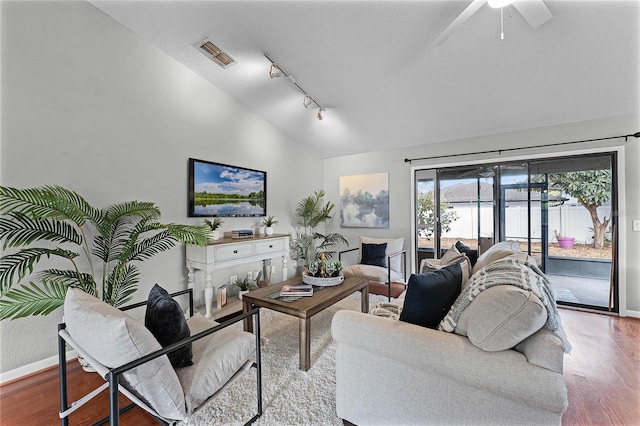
<box><xmin>64</xmin><ymin>288</ymin><xmax>186</xmax><ymax>420</ymax></box>
<box><xmin>454</xmin><ymin>286</ymin><xmax>547</xmax><ymax>351</ymax></box>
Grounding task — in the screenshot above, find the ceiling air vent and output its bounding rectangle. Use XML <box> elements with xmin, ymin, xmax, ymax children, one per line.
<box><xmin>197</xmin><ymin>38</ymin><xmax>236</xmax><ymax>68</ymax></box>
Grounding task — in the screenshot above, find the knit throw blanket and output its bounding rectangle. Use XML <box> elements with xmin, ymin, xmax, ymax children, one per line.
<box><xmin>438</xmin><ymin>257</ymin><xmax>572</xmax><ymax>353</ymax></box>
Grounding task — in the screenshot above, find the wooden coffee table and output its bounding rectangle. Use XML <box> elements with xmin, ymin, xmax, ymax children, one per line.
<box><xmin>242</xmin><ymin>275</ymin><xmax>369</xmax><ymax>371</ymax></box>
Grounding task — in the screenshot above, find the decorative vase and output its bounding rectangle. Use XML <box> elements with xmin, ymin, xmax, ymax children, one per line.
<box><xmin>557</xmin><ymin>237</ymin><xmax>575</xmax><ymax>249</ymax></box>
<box><xmin>265</xmin><ymin>226</ymin><xmax>274</xmax><ymax>236</ymax></box>
<box><xmin>239</xmin><ymin>290</ymin><xmax>249</xmax><ymax>300</ymax></box>
<box><xmin>258</xmin><ymin>226</ymin><xmax>266</xmax><ymax>235</ymax></box>
<box><xmin>210</xmin><ymin>230</ymin><xmax>220</xmax><ymax>241</ymax></box>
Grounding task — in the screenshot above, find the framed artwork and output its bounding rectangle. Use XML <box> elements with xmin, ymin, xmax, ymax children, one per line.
<box><xmin>216</xmin><ymin>285</ymin><xmax>228</xmax><ymax>309</ymax></box>
<box><xmin>339</xmin><ymin>172</ymin><xmax>389</xmax><ymax>228</ymax></box>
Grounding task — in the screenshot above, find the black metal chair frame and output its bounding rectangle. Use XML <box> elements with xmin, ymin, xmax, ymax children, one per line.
<box><xmin>58</xmin><ymin>288</ymin><xmax>262</xmax><ymax>426</ymax></box>
<box><xmin>339</xmin><ymin>248</ymin><xmax>407</xmax><ymax>301</ymax></box>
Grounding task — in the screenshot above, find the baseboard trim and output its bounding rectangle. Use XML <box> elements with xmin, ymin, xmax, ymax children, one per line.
<box><xmin>0</xmin><ymin>350</ymin><xmax>77</xmax><ymax>385</ymax></box>
<box><xmin>625</xmin><ymin>309</ymin><xmax>640</xmax><ymax>319</ymax></box>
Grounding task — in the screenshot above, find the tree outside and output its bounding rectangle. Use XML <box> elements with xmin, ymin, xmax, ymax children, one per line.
<box><xmin>416</xmin><ymin>188</ymin><xmax>459</xmax><ymax>240</ymax></box>
<box><xmin>547</xmin><ymin>170</ymin><xmax>612</xmax><ymax>249</ymax></box>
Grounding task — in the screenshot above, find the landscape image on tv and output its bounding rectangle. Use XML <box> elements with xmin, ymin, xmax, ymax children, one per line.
<box><xmin>189</xmin><ymin>158</ymin><xmax>266</xmax><ymax>217</ymax></box>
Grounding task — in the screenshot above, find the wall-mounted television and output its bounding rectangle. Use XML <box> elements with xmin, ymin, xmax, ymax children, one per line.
<box><xmin>188</xmin><ymin>158</ymin><xmax>267</xmax><ymax>217</ymax></box>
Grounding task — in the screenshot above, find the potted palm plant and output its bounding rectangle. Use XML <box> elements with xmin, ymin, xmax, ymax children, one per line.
<box><xmin>292</xmin><ymin>189</ymin><xmax>347</xmax><ymax>272</ymax></box>
<box><xmin>0</xmin><ymin>185</ymin><xmax>209</xmax><ymax>321</ymax></box>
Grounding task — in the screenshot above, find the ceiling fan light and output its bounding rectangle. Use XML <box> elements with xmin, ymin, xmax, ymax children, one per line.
<box><xmin>487</xmin><ymin>0</ymin><xmax>513</xmax><ymax>8</ymax></box>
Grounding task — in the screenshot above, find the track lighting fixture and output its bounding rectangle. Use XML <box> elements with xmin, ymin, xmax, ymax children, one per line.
<box><xmin>303</xmin><ymin>95</ymin><xmax>313</xmax><ymax>108</ymax></box>
<box><xmin>269</xmin><ymin>64</ymin><xmax>282</xmax><ymax>79</ymax></box>
<box><xmin>264</xmin><ymin>53</ymin><xmax>326</xmax><ymax>121</ymax></box>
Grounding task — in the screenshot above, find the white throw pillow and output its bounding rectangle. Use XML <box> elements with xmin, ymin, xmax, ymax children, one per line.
<box><xmin>359</xmin><ymin>236</ymin><xmax>405</xmax><ymax>275</ymax></box>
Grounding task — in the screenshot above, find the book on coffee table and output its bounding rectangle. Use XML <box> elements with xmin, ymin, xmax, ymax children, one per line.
<box><xmin>280</xmin><ymin>284</ymin><xmax>313</xmax><ymax>297</ymax></box>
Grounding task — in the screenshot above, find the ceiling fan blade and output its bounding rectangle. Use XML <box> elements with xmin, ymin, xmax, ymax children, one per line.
<box><xmin>432</xmin><ymin>0</ymin><xmax>487</xmax><ymax>46</ymax></box>
<box><xmin>512</xmin><ymin>0</ymin><xmax>553</xmax><ymax>28</ymax></box>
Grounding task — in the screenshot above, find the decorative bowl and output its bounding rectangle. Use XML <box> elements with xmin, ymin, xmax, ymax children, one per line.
<box><xmin>302</xmin><ymin>271</ymin><xmax>344</xmax><ymax>287</ymax></box>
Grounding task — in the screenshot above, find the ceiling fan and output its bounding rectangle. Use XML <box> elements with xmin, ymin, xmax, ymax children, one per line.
<box><xmin>432</xmin><ymin>0</ymin><xmax>553</xmax><ymax>46</ymax></box>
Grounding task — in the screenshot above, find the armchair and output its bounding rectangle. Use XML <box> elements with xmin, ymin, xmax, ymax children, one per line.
<box><xmin>58</xmin><ymin>287</ymin><xmax>262</xmax><ymax>426</ymax></box>
<box><xmin>339</xmin><ymin>236</ymin><xmax>407</xmax><ymax>301</ymax></box>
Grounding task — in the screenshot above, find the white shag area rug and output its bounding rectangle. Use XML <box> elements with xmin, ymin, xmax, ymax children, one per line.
<box><xmin>179</xmin><ymin>293</ymin><xmax>387</xmax><ymax>426</ymax></box>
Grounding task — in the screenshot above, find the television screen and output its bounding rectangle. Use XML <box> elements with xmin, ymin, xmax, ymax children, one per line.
<box><xmin>188</xmin><ymin>158</ymin><xmax>267</xmax><ymax>217</ymax></box>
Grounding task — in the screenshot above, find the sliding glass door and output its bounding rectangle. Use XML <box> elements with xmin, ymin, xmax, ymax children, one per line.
<box><xmin>413</xmin><ymin>153</ymin><xmax>617</xmax><ymax>312</ymax></box>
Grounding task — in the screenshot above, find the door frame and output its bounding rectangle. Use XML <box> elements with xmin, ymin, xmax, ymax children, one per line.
<box><xmin>410</xmin><ymin>145</ymin><xmax>627</xmax><ymax>316</ymax></box>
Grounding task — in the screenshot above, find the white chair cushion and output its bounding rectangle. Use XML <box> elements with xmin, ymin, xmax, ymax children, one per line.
<box><xmin>64</xmin><ymin>288</ymin><xmax>186</xmax><ymax>420</ymax></box>
<box><xmin>359</xmin><ymin>236</ymin><xmax>404</xmax><ymax>275</ymax></box>
<box><xmin>178</xmin><ymin>314</ymin><xmax>257</xmax><ymax>415</ymax></box>
<box><xmin>343</xmin><ymin>264</ymin><xmax>405</xmax><ymax>283</ymax></box>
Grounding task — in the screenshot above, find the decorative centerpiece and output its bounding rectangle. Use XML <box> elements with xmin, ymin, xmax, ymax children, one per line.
<box><xmin>302</xmin><ymin>255</ymin><xmax>344</xmax><ymax>287</ymax></box>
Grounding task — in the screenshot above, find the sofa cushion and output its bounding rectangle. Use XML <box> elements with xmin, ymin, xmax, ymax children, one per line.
<box><xmin>420</xmin><ymin>245</ymin><xmax>472</xmax><ymax>288</ymax></box>
<box><xmin>472</xmin><ymin>241</ymin><xmax>523</xmax><ymax>275</ymax></box>
<box><xmin>360</xmin><ymin>242</ymin><xmax>387</xmax><ymax>268</ymax></box>
<box><xmin>455</xmin><ymin>286</ymin><xmax>547</xmax><ymax>351</ymax></box>
<box><xmin>359</xmin><ymin>236</ymin><xmax>404</xmax><ymax>275</ymax></box>
<box><xmin>145</xmin><ymin>284</ymin><xmax>193</xmax><ymax>368</ymax></box>
<box><xmin>178</xmin><ymin>313</ymin><xmax>256</xmax><ymax>415</ymax></box>
<box><xmin>399</xmin><ymin>264</ymin><xmax>462</xmax><ymax>329</ymax></box>
<box><xmin>455</xmin><ymin>240</ymin><xmax>478</xmax><ymax>266</ymax></box>
<box><xmin>64</xmin><ymin>288</ymin><xmax>186</xmax><ymax>420</ymax></box>
<box><xmin>515</xmin><ymin>327</ymin><xmax>565</xmax><ymax>373</ymax></box>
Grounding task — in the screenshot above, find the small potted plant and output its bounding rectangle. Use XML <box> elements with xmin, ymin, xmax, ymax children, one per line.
<box><xmin>554</xmin><ymin>230</ymin><xmax>575</xmax><ymax>249</ymax></box>
<box><xmin>234</xmin><ymin>276</ymin><xmax>256</xmax><ymax>300</ymax></box>
<box><xmin>204</xmin><ymin>218</ymin><xmax>224</xmax><ymax>241</ymax></box>
<box><xmin>262</xmin><ymin>215</ymin><xmax>278</xmax><ymax>235</ymax></box>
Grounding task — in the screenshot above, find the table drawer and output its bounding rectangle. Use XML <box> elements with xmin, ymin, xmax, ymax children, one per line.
<box><xmin>215</xmin><ymin>243</ymin><xmax>253</xmax><ymax>261</ymax></box>
<box><xmin>255</xmin><ymin>239</ymin><xmax>285</xmax><ymax>255</ymax></box>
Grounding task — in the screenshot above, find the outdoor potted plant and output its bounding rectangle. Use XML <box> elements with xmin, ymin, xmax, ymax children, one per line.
<box><xmin>554</xmin><ymin>230</ymin><xmax>575</xmax><ymax>249</ymax></box>
<box><xmin>262</xmin><ymin>215</ymin><xmax>278</xmax><ymax>235</ymax></box>
<box><xmin>0</xmin><ymin>185</ymin><xmax>209</xmax><ymax>321</ymax></box>
<box><xmin>204</xmin><ymin>217</ymin><xmax>224</xmax><ymax>240</ymax></box>
<box><xmin>234</xmin><ymin>276</ymin><xmax>256</xmax><ymax>300</ymax></box>
<box><xmin>292</xmin><ymin>189</ymin><xmax>347</xmax><ymax>273</ymax></box>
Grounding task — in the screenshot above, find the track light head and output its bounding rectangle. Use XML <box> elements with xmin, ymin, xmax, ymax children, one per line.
<box><xmin>303</xmin><ymin>95</ymin><xmax>313</xmax><ymax>108</ymax></box>
<box><xmin>317</xmin><ymin>108</ymin><xmax>324</xmax><ymax>121</ymax></box>
<box><xmin>269</xmin><ymin>64</ymin><xmax>282</xmax><ymax>79</ymax></box>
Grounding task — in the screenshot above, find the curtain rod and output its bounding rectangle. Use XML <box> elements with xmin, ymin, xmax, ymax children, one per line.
<box><xmin>403</xmin><ymin>131</ymin><xmax>640</xmax><ymax>164</ymax></box>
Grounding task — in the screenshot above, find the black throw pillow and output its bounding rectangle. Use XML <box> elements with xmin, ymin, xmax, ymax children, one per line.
<box><xmin>145</xmin><ymin>284</ymin><xmax>193</xmax><ymax>368</ymax></box>
<box><xmin>399</xmin><ymin>264</ymin><xmax>463</xmax><ymax>329</ymax></box>
<box><xmin>455</xmin><ymin>241</ymin><xmax>478</xmax><ymax>266</ymax></box>
<box><xmin>360</xmin><ymin>242</ymin><xmax>387</xmax><ymax>268</ymax></box>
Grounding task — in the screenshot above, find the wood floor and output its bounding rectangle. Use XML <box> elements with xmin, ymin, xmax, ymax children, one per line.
<box><xmin>0</xmin><ymin>308</ymin><xmax>638</xmax><ymax>425</ymax></box>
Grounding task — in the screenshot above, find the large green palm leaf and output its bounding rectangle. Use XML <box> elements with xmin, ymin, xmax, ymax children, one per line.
<box><xmin>0</xmin><ymin>212</ymin><xmax>82</xmax><ymax>249</ymax></box>
<box><xmin>39</xmin><ymin>269</ymin><xmax>97</xmax><ymax>296</ymax></box>
<box><xmin>0</xmin><ymin>248</ymin><xmax>78</xmax><ymax>298</ymax></box>
<box><xmin>0</xmin><ymin>186</ymin><xmax>97</xmax><ymax>226</ymax></box>
<box><xmin>104</xmin><ymin>263</ymin><xmax>140</xmax><ymax>307</ymax></box>
<box><xmin>0</xmin><ymin>280</ymin><xmax>69</xmax><ymax>320</ymax></box>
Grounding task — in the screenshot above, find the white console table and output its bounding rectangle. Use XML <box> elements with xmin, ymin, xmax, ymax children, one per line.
<box><xmin>185</xmin><ymin>233</ymin><xmax>290</xmax><ymax>317</ymax></box>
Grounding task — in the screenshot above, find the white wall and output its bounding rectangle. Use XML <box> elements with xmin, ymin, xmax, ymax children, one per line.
<box><xmin>324</xmin><ymin>115</ymin><xmax>640</xmax><ymax>316</ymax></box>
<box><xmin>0</xmin><ymin>1</ymin><xmax>321</xmax><ymax>375</ymax></box>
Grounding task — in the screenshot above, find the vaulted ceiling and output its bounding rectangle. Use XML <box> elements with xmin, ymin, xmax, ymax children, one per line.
<box><xmin>90</xmin><ymin>1</ymin><xmax>639</xmax><ymax>158</ymax></box>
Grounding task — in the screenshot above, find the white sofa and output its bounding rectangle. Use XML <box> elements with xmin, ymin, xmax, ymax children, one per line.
<box><xmin>331</xmin><ymin>242</ymin><xmax>569</xmax><ymax>425</ymax></box>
